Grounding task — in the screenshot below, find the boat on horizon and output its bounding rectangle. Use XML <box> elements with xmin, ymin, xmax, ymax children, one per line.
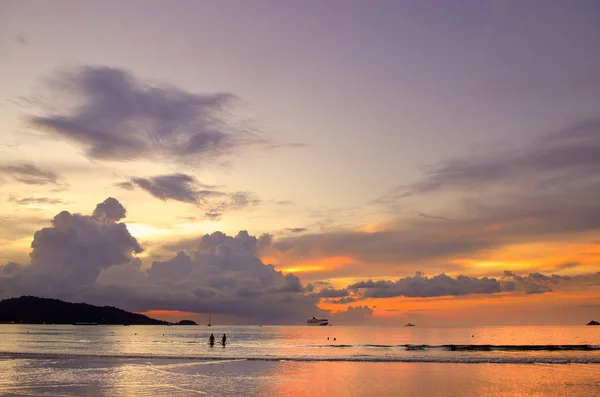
<box><xmin>405</xmin><ymin>323</ymin><xmax>415</xmax><ymax>327</ymax></box>
<box><xmin>307</xmin><ymin>316</ymin><xmax>329</xmax><ymax>326</ymax></box>
<box><xmin>207</xmin><ymin>313</ymin><xmax>211</xmax><ymax>327</ymax></box>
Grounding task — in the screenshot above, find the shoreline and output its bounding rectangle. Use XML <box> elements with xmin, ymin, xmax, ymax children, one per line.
<box><xmin>1</xmin><ymin>351</ymin><xmax>599</xmax><ymax>364</ymax></box>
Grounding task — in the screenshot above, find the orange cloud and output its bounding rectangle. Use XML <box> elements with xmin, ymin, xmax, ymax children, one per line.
<box><xmin>276</xmin><ymin>256</ymin><xmax>354</xmax><ymax>274</ymax></box>
<box><xmin>137</xmin><ymin>309</ymin><xmax>198</xmax><ymax>322</ymax></box>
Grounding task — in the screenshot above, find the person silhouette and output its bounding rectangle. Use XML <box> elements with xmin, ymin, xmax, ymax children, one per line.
<box><xmin>209</xmin><ymin>333</ymin><xmax>215</xmax><ymax>346</ymax></box>
<box><xmin>221</xmin><ymin>334</ymin><xmax>227</xmax><ymax>347</ymax></box>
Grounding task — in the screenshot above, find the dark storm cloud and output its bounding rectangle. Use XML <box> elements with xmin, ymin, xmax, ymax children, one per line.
<box><xmin>0</xmin><ymin>163</ymin><xmax>63</xmax><ymax>185</ymax></box>
<box><xmin>8</xmin><ymin>196</ymin><xmax>66</xmax><ymax>206</ymax></box>
<box><xmin>118</xmin><ymin>173</ymin><xmax>261</xmax><ymax>220</ymax></box>
<box><xmin>28</xmin><ymin>66</ymin><xmax>262</xmax><ymax>163</ymax></box>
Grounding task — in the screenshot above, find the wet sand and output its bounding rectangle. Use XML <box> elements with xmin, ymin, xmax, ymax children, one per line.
<box><xmin>1</xmin><ymin>357</ymin><xmax>599</xmax><ymax>396</ymax></box>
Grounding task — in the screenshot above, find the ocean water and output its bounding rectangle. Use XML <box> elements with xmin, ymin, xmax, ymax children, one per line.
<box><xmin>0</xmin><ymin>324</ymin><xmax>599</xmax><ymax>396</ymax></box>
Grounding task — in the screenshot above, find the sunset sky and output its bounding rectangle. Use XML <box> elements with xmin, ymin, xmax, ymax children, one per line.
<box><xmin>1</xmin><ymin>0</ymin><xmax>599</xmax><ymax>325</ymax></box>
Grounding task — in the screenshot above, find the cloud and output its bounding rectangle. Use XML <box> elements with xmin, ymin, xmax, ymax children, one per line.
<box><xmin>329</xmin><ymin>305</ymin><xmax>373</xmax><ymax>324</ymax></box>
<box><xmin>118</xmin><ymin>173</ymin><xmax>261</xmax><ymax>220</ymax></box>
<box><xmin>203</xmin><ymin>191</ymin><xmax>261</xmax><ymax>221</ymax></box>
<box><xmin>325</xmin><ymin>296</ymin><xmax>357</xmax><ymax>304</ymax></box>
<box><xmin>28</xmin><ymin>66</ymin><xmax>262</xmax><ymax>163</ymax></box>
<box><xmin>261</xmin><ymin>120</ymin><xmax>600</xmax><ymax>277</ymax></box>
<box><xmin>1</xmin><ymin>198</ymin><xmax>142</xmax><ymax>298</ymax></box>
<box><xmin>414</xmin><ymin>211</ymin><xmax>449</xmax><ymax>221</ymax></box>
<box><xmin>0</xmin><ymin>204</ymin><xmax>322</xmax><ymax>323</ymax></box>
<box><xmin>348</xmin><ymin>272</ymin><xmax>502</xmax><ymax>298</ymax></box>
<box><xmin>91</xmin><ymin>197</ymin><xmax>127</xmax><ymax>222</ymax></box>
<box><xmin>285</xmin><ymin>228</ymin><xmax>307</xmax><ymax>233</ymax></box>
<box><xmin>345</xmin><ymin>271</ymin><xmax>599</xmax><ymax>299</ymax></box>
<box><xmin>400</xmin><ymin>119</ymin><xmax>600</xmax><ymax>196</ymax></box>
<box><xmin>120</xmin><ymin>173</ymin><xmax>219</xmax><ymax>204</ymax></box>
<box><xmin>8</xmin><ymin>196</ymin><xmax>66</xmax><ymax>206</ymax></box>
<box><xmin>317</xmin><ymin>288</ymin><xmax>350</xmax><ymax>298</ymax></box>
<box><xmin>0</xmin><ymin>163</ymin><xmax>63</xmax><ymax>185</ymax></box>
<box><xmin>501</xmin><ymin>271</ymin><xmax>571</xmax><ymax>294</ymax></box>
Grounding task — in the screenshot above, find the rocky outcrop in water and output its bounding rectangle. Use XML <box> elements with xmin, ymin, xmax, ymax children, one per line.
<box><xmin>174</xmin><ymin>320</ymin><xmax>198</xmax><ymax>325</ymax></box>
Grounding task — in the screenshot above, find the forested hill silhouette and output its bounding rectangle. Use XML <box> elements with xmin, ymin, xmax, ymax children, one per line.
<box><xmin>0</xmin><ymin>296</ymin><xmax>169</xmax><ymax>325</ymax></box>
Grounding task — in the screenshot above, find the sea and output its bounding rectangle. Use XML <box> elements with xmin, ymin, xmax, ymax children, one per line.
<box><xmin>0</xmin><ymin>324</ymin><xmax>599</xmax><ymax>396</ymax></box>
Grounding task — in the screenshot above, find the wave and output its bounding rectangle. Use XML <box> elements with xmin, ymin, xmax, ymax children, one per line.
<box><xmin>321</xmin><ymin>344</ymin><xmax>600</xmax><ymax>352</ymax></box>
<box><xmin>1</xmin><ymin>351</ymin><xmax>599</xmax><ymax>365</ymax></box>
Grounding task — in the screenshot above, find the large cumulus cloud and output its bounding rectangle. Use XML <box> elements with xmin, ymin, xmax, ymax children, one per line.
<box><xmin>2</xmin><ymin>198</ymin><xmax>142</xmax><ymax>298</ymax></box>
<box><xmin>0</xmin><ymin>200</ymin><xmax>323</xmax><ymax>323</ymax></box>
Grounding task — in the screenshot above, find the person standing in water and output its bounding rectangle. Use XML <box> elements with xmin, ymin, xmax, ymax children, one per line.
<box><xmin>209</xmin><ymin>334</ymin><xmax>215</xmax><ymax>346</ymax></box>
<box><xmin>221</xmin><ymin>334</ymin><xmax>227</xmax><ymax>346</ymax></box>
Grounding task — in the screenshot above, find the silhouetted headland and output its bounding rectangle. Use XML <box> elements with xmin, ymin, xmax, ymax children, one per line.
<box><xmin>587</xmin><ymin>320</ymin><xmax>600</xmax><ymax>326</ymax></box>
<box><xmin>0</xmin><ymin>296</ymin><xmax>169</xmax><ymax>325</ymax></box>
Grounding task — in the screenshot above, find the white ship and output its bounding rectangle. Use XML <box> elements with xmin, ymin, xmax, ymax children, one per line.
<box><xmin>306</xmin><ymin>316</ymin><xmax>329</xmax><ymax>326</ymax></box>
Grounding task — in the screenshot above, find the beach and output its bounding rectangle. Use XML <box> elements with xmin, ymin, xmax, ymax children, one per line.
<box><xmin>1</xmin><ymin>357</ymin><xmax>599</xmax><ymax>396</ymax></box>
<box><xmin>0</xmin><ymin>324</ymin><xmax>599</xmax><ymax>396</ymax></box>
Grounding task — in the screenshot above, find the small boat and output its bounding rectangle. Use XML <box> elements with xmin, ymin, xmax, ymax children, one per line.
<box><xmin>307</xmin><ymin>316</ymin><xmax>329</xmax><ymax>326</ymax></box>
<box><xmin>405</xmin><ymin>323</ymin><xmax>415</xmax><ymax>327</ymax></box>
<box><xmin>207</xmin><ymin>313</ymin><xmax>211</xmax><ymax>327</ymax></box>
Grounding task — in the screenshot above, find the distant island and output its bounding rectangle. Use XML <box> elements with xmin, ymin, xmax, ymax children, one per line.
<box><xmin>0</xmin><ymin>296</ymin><xmax>169</xmax><ymax>325</ymax></box>
<box><xmin>587</xmin><ymin>320</ymin><xmax>600</xmax><ymax>326</ymax></box>
<box><xmin>174</xmin><ymin>320</ymin><xmax>198</xmax><ymax>325</ymax></box>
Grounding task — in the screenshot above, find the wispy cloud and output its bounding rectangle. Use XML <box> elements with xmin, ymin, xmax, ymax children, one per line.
<box><xmin>266</xmin><ymin>120</ymin><xmax>600</xmax><ymax>277</ymax></box>
<box><xmin>118</xmin><ymin>173</ymin><xmax>261</xmax><ymax>220</ymax></box>
<box><xmin>398</xmin><ymin>120</ymin><xmax>600</xmax><ymax>197</ymax></box>
<box><xmin>285</xmin><ymin>227</ymin><xmax>307</xmax><ymax>233</ymax></box>
<box><xmin>0</xmin><ymin>163</ymin><xmax>64</xmax><ymax>186</ymax></box>
<box><xmin>8</xmin><ymin>196</ymin><xmax>66</xmax><ymax>206</ymax></box>
<box><xmin>28</xmin><ymin>66</ymin><xmax>264</xmax><ymax>163</ymax></box>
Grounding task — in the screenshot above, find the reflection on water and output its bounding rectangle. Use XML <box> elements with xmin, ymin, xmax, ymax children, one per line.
<box><xmin>1</xmin><ymin>324</ymin><xmax>598</xmax><ymax>364</ymax></box>
<box><xmin>0</xmin><ymin>324</ymin><xmax>599</xmax><ymax>396</ymax></box>
<box><xmin>1</xmin><ymin>358</ymin><xmax>599</xmax><ymax>397</ymax></box>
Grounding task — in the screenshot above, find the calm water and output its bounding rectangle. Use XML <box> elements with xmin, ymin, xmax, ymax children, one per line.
<box><xmin>0</xmin><ymin>325</ymin><xmax>599</xmax><ymax>396</ymax></box>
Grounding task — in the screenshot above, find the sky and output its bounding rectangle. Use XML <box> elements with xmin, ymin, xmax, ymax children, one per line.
<box><xmin>1</xmin><ymin>0</ymin><xmax>599</xmax><ymax>325</ymax></box>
